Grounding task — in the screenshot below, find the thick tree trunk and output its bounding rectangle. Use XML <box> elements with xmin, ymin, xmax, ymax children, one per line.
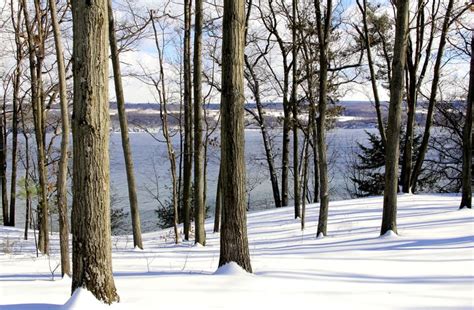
<box><xmin>460</xmin><ymin>33</ymin><xmax>473</xmax><ymax>209</ymax></box>
<box><xmin>380</xmin><ymin>0</ymin><xmax>410</xmax><ymax>236</ymax></box>
<box><xmin>292</xmin><ymin>0</ymin><xmax>300</xmax><ymax>219</ymax></box>
<box><xmin>410</xmin><ymin>0</ymin><xmax>455</xmax><ymax>192</ymax></box>
<box><xmin>107</xmin><ymin>0</ymin><xmax>143</xmax><ymax>249</ymax></box>
<box><xmin>219</xmin><ymin>0</ymin><xmax>252</xmax><ymax>273</ymax></box>
<box><xmin>193</xmin><ymin>0</ymin><xmax>206</xmax><ymax>246</ymax></box>
<box><xmin>314</xmin><ymin>0</ymin><xmax>331</xmax><ymax>238</ymax></box>
<box><xmin>183</xmin><ymin>0</ymin><xmax>193</xmax><ymax>241</ymax></box>
<box><xmin>71</xmin><ymin>0</ymin><xmax>119</xmax><ymax>303</ymax></box>
<box><xmin>49</xmin><ymin>0</ymin><xmax>71</xmax><ymax>276</ymax></box>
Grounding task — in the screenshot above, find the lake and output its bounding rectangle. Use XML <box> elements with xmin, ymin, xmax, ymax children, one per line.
<box><xmin>6</xmin><ymin>128</ymin><xmax>376</xmax><ymax>232</ymax></box>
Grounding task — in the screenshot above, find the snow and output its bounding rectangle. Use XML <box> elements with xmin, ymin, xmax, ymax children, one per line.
<box><xmin>213</xmin><ymin>262</ymin><xmax>251</xmax><ymax>276</ymax></box>
<box><xmin>380</xmin><ymin>230</ymin><xmax>399</xmax><ymax>240</ymax></box>
<box><xmin>63</xmin><ymin>288</ymin><xmax>110</xmax><ymax>310</ymax></box>
<box><xmin>0</xmin><ymin>194</ymin><xmax>473</xmax><ymax>309</ymax></box>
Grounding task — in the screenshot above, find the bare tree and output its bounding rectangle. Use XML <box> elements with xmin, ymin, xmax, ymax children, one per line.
<box><xmin>244</xmin><ymin>1</ymin><xmax>281</xmax><ymax>209</ymax></box>
<box><xmin>460</xmin><ymin>31</ymin><xmax>473</xmax><ymax>209</ymax></box>
<box><xmin>194</xmin><ymin>0</ymin><xmax>206</xmax><ymax>245</ymax></box>
<box><xmin>48</xmin><ymin>0</ymin><xmax>71</xmax><ymax>276</ymax></box>
<box><xmin>314</xmin><ymin>0</ymin><xmax>332</xmax><ymax>237</ymax></box>
<box><xmin>0</xmin><ymin>74</ymin><xmax>8</xmax><ymax>226</ymax></box>
<box><xmin>410</xmin><ymin>0</ymin><xmax>458</xmax><ymax>192</ymax></box>
<box><xmin>107</xmin><ymin>0</ymin><xmax>143</xmax><ymax>249</ymax></box>
<box><xmin>258</xmin><ymin>0</ymin><xmax>293</xmax><ymax>208</ymax></box>
<box><xmin>150</xmin><ymin>10</ymin><xmax>180</xmax><ymax>244</ymax></box>
<box><xmin>355</xmin><ymin>0</ymin><xmax>386</xmax><ymax>147</ymax></box>
<box><xmin>71</xmin><ymin>0</ymin><xmax>119</xmax><ymax>302</ymax></box>
<box><xmin>183</xmin><ymin>0</ymin><xmax>193</xmax><ymax>241</ymax></box>
<box><xmin>21</xmin><ymin>0</ymin><xmax>49</xmax><ymax>254</ymax></box>
<box><xmin>380</xmin><ymin>0</ymin><xmax>410</xmax><ymax>236</ymax></box>
<box><xmin>292</xmin><ymin>0</ymin><xmax>300</xmax><ymax>219</ymax></box>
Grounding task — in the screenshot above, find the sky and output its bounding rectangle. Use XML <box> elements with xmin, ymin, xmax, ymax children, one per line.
<box><xmin>0</xmin><ymin>0</ymin><xmax>470</xmax><ymax>104</ymax></box>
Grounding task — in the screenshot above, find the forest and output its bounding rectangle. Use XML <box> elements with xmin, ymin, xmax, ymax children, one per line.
<box><xmin>0</xmin><ymin>0</ymin><xmax>472</xmax><ymax>308</ymax></box>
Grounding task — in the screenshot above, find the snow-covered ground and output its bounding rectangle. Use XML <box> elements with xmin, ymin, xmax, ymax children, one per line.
<box><xmin>0</xmin><ymin>194</ymin><xmax>473</xmax><ymax>309</ymax></box>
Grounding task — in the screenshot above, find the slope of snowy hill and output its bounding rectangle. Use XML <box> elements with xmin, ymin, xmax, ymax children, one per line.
<box><xmin>0</xmin><ymin>194</ymin><xmax>473</xmax><ymax>309</ymax></box>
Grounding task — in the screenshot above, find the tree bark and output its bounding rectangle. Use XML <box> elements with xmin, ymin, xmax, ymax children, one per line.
<box><xmin>107</xmin><ymin>0</ymin><xmax>143</xmax><ymax>249</ymax></box>
<box><xmin>460</xmin><ymin>32</ymin><xmax>473</xmax><ymax>209</ymax></box>
<box><xmin>193</xmin><ymin>0</ymin><xmax>206</xmax><ymax>246</ymax></box>
<box><xmin>314</xmin><ymin>0</ymin><xmax>331</xmax><ymax>238</ymax></box>
<box><xmin>71</xmin><ymin>0</ymin><xmax>119</xmax><ymax>303</ymax></box>
<box><xmin>183</xmin><ymin>0</ymin><xmax>193</xmax><ymax>241</ymax></box>
<box><xmin>49</xmin><ymin>0</ymin><xmax>71</xmax><ymax>276</ymax></box>
<box><xmin>380</xmin><ymin>0</ymin><xmax>409</xmax><ymax>236</ymax></box>
<box><xmin>219</xmin><ymin>0</ymin><xmax>252</xmax><ymax>273</ymax></box>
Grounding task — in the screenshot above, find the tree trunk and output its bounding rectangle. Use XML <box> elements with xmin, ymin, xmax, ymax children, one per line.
<box><xmin>183</xmin><ymin>0</ymin><xmax>193</xmax><ymax>241</ymax></box>
<box><xmin>401</xmin><ymin>59</ymin><xmax>416</xmax><ymax>193</ymax></box>
<box><xmin>314</xmin><ymin>0</ymin><xmax>331</xmax><ymax>238</ymax></box>
<box><xmin>460</xmin><ymin>33</ymin><xmax>473</xmax><ymax>209</ymax></box>
<box><xmin>49</xmin><ymin>0</ymin><xmax>71</xmax><ymax>276</ymax></box>
<box><xmin>312</xmin><ymin>128</ymin><xmax>319</xmax><ymax>203</ymax></box>
<box><xmin>9</xmin><ymin>5</ymin><xmax>23</xmax><ymax>227</ymax></box>
<box><xmin>254</xmin><ymin>99</ymin><xmax>281</xmax><ymax>209</ymax></box>
<box><xmin>292</xmin><ymin>0</ymin><xmax>300</xmax><ymax>219</ymax></box>
<box><xmin>71</xmin><ymin>0</ymin><xmax>119</xmax><ymax>303</ymax></box>
<box><xmin>107</xmin><ymin>0</ymin><xmax>143</xmax><ymax>249</ymax></box>
<box><xmin>410</xmin><ymin>0</ymin><xmax>455</xmax><ymax>192</ymax></box>
<box><xmin>213</xmin><ymin>168</ymin><xmax>222</xmax><ymax>233</ymax></box>
<box><xmin>301</xmin><ymin>137</ymin><xmax>309</xmax><ymax>230</ymax></box>
<box><xmin>21</xmin><ymin>104</ymin><xmax>31</xmax><ymax>240</ymax></box>
<box><xmin>282</xmin><ymin>104</ymin><xmax>290</xmax><ymax>208</ymax></box>
<box><xmin>193</xmin><ymin>0</ymin><xmax>206</xmax><ymax>246</ymax></box>
<box><xmin>219</xmin><ymin>0</ymin><xmax>252</xmax><ymax>273</ymax></box>
<box><xmin>380</xmin><ymin>0</ymin><xmax>409</xmax><ymax>236</ymax></box>
<box><xmin>0</xmin><ymin>94</ymin><xmax>8</xmax><ymax>226</ymax></box>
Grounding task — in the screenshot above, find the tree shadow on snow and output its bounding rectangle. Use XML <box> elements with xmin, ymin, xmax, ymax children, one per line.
<box><xmin>0</xmin><ymin>304</ymin><xmax>61</xmax><ymax>309</ymax></box>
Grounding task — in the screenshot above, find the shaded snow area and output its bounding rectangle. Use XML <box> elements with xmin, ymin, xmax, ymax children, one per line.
<box><xmin>1</xmin><ymin>194</ymin><xmax>473</xmax><ymax>309</ymax></box>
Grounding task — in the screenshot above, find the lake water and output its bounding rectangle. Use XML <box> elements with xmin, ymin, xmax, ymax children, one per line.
<box><xmin>6</xmin><ymin>128</ymin><xmax>376</xmax><ymax>232</ymax></box>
